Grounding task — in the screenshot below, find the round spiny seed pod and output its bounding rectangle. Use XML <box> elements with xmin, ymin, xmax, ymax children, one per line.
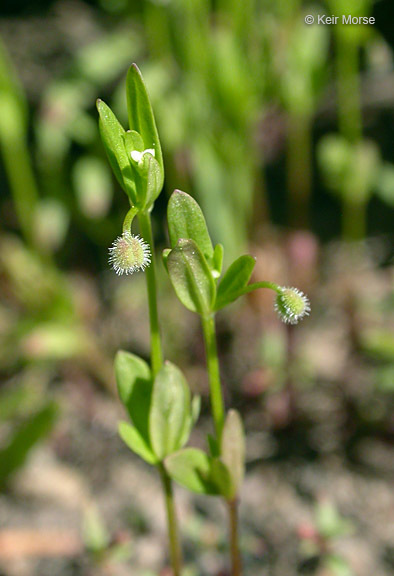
<box><xmin>274</xmin><ymin>287</ymin><xmax>310</xmax><ymax>325</ymax></box>
<box><xmin>109</xmin><ymin>232</ymin><xmax>151</xmax><ymax>275</ymax></box>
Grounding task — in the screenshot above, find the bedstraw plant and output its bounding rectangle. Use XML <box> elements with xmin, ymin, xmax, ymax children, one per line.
<box><xmin>97</xmin><ymin>64</ymin><xmax>310</xmax><ymax>576</ymax></box>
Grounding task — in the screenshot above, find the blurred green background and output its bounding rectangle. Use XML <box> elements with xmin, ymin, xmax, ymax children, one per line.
<box><xmin>0</xmin><ymin>1</ymin><xmax>393</xmax><ymax>575</ymax></box>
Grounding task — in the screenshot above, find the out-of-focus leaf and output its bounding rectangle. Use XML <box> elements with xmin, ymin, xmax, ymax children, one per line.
<box><xmin>76</xmin><ymin>30</ymin><xmax>140</xmax><ymax>85</ymax></box>
<box><xmin>0</xmin><ymin>38</ymin><xmax>27</xmax><ymax>132</ymax></box>
<box><xmin>324</xmin><ymin>554</ymin><xmax>353</xmax><ymax>576</ymax></box>
<box><xmin>347</xmin><ymin>140</ymin><xmax>380</xmax><ymax>203</ymax></box>
<box><xmin>33</xmin><ymin>198</ymin><xmax>69</xmax><ymax>253</ymax></box>
<box><xmin>165</xmin><ymin>448</ymin><xmax>232</xmax><ymax>497</ymax></box>
<box><xmin>118</xmin><ymin>421</ymin><xmax>157</xmax><ymax>465</ymax></box>
<box><xmin>209</xmin><ymin>457</ymin><xmax>233</xmax><ymax>499</ymax></box>
<box><xmin>83</xmin><ymin>504</ymin><xmax>110</xmax><ymax>554</ymax></box>
<box><xmin>329</xmin><ymin>0</ymin><xmax>373</xmax><ymax>45</ymax></box>
<box><xmin>361</xmin><ymin>329</ymin><xmax>394</xmax><ymax>361</ymax></box>
<box><xmin>0</xmin><ymin>375</ymin><xmax>45</xmax><ymax>421</ymax></box>
<box><xmin>318</xmin><ymin>134</ymin><xmax>352</xmax><ymax>192</ymax></box>
<box><xmin>165</xmin><ymin>448</ymin><xmax>212</xmax><ymax>494</ymax></box>
<box><xmin>0</xmin><ymin>236</ymin><xmax>73</xmax><ymax>319</ymax></box>
<box><xmin>376</xmin><ymin>366</ymin><xmax>394</xmax><ymax>393</ymax></box>
<box><xmin>375</xmin><ymin>163</ymin><xmax>394</xmax><ymax>206</ymax></box>
<box><xmin>21</xmin><ymin>324</ymin><xmax>89</xmax><ymax>361</ymax></box>
<box><xmin>115</xmin><ymin>351</ymin><xmax>152</xmax><ymax>443</ymax></box>
<box><xmin>315</xmin><ymin>500</ymin><xmax>353</xmax><ymax>539</ymax></box>
<box><xmin>0</xmin><ymin>402</ymin><xmax>58</xmax><ymax>487</ymax></box>
<box><xmin>207</xmin><ymin>433</ymin><xmax>220</xmax><ymax>458</ymax></box>
<box><xmin>149</xmin><ymin>362</ymin><xmax>191</xmax><ymax>460</ymax></box>
<box><xmin>73</xmin><ymin>156</ymin><xmax>113</xmax><ymax>219</ymax></box>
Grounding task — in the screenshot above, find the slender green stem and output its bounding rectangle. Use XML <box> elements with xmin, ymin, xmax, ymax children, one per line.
<box><xmin>342</xmin><ymin>197</ymin><xmax>366</xmax><ymax>242</ymax></box>
<box><xmin>201</xmin><ymin>314</ymin><xmax>225</xmax><ymax>440</ymax></box>
<box><xmin>242</xmin><ymin>280</ymin><xmax>281</xmax><ymax>295</ymax></box>
<box><xmin>137</xmin><ymin>209</ymin><xmax>182</xmax><ymax>575</ymax></box>
<box><xmin>201</xmin><ymin>315</ymin><xmax>242</xmax><ymax>574</ymax></box>
<box><xmin>0</xmin><ymin>115</ymin><xmax>39</xmax><ymax>248</ymax></box>
<box><xmin>0</xmin><ymin>42</ymin><xmax>39</xmax><ymax>248</ymax></box>
<box><xmin>123</xmin><ymin>206</ymin><xmax>139</xmax><ymax>234</ymax></box>
<box><xmin>138</xmin><ymin>210</ymin><xmax>163</xmax><ymax>377</ymax></box>
<box><xmin>287</xmin><ymin>112</ymin><xmax>312</xmax><ymax>229</ymax></box>
<box><xmin>159</xmin><ymin>464</ymin><xmax>182</xmax><ymax>576</ymax></box>
<box><xmin>228</xmin><ymin>499</ymin><xmax>242</xmax><ymax>576</ymax></box>
<box><xmin>336</xmin><ymin>32</ymin><xmax>365</xmax><ymax>241</ymax></box>
<box><xmin>337</xmin><ymin>35</ymin><xmax>362</xmax><ymax>144</ymax></box>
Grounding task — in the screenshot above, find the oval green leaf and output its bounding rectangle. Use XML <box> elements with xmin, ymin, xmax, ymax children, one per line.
<box><xmin>210</xmin><ymin>458</ymin><xmax>233</xmax><ymax>500</ymax></box>
<box><xmin>167</xmin><ymin>239</ymin><xmax>216</xmax><ymax>316</ymax></box>
<box><xmin>215</xmin><ymin>254</ymin><xmax>256</xmax><ymax>311</ymax></box>
<box><xmin>142</xmin><ymin>153</ymin><xmax>162</xmax><ymax>209</ymax></box>
<box><xmin>118</xmin><ymin>421</ymin><xmax>157</xmax><ymax>465</ymax></box>
<box><xmin>149</xmin><ymin>361</ymin><xmax>191</xmax><ymax>460</ymax></box>
<box><xmin>168</xmin><ymin>190</ymin><xmax>214</xmax><ymax>265</ymax></box>
<box><xmin>96</xmin><ymin>99</ymin><xmax>137</xmax><ymax>203</ymax></box>
<box><xmin>165</xmin><ymin>448</ymin><xmax>232</xmax><ymax>497</ymax></box>
<box><xmin>165</xmin><ymin>448</ymin><xmax>215</xmax><ymax>495</ymax></box>
<box><xmin>115</xmin><ymin>351</ymin><xmax>152</xmax><ymax>444</ymax></box>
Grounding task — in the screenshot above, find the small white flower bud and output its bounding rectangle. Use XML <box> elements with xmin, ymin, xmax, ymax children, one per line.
<box><xmin>109</xmin><ymin>232</ymin><xmax>151</xmax><ymax>275</ymax></box>
<box><xmin>130</xmin><ymin>148</ymin><xmax>155</xmax><ymax>164</ymax></box>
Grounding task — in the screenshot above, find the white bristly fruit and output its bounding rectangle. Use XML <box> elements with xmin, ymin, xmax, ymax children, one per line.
<box><xmin>109</xmin><ymin>232</ymin><xmax>151</xmax><ymax>275</ymax></box>
<box><xmin>274</xmin><ymin>287</ymin><xmax>311</xmax><ymax>325</ymax></box>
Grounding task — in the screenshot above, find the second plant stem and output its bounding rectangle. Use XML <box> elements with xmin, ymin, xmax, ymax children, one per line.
<box><xmin>228</xmin><ymin>499</ymin><xmax>242</xmax><ymax>576</ymax></box>
<box><xmin>201</xmin><ymin>314</ymin><xmax>225</xmax><ymax>440</ymax></box>
<box><xmin>159</xmin><ymin>463</ymin><xmax>183</xmax><ymax>576</ymax></box>
<box><xmin>336</xmin><ymin>32</ymin><xmax>364</xmax><ymax>241</ymax></box>
<box><xmin>287</xmin><ymin>112</ymin><xmax>312</xmax><ymax>229</ymax></box>
<box><xmin>138</xmin><ymin>210</ymin><xmax>182</xmax><ymax>576</ymax></box>
<box><xmin>201</xmin><ymin>313</ymin><xmax>242</xmax><ymax>576</ymax></box>
<box><xmin>138</xmin><ymin>210</ymin><xmax>163</xmax><ymax>376</ymax></box>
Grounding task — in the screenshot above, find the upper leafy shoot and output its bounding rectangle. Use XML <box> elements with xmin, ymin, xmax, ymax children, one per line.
<box><xmin>126</xmin><ymin>64</ymin><xmax>164</xmax><ymax>191</ymax></box>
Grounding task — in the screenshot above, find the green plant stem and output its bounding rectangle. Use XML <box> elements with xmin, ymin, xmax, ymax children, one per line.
<box><xmin>201</xmin><ymin>316</ymin><xmax>242</xmax><ymax>575</ymax></box>
<box><xmin>336</xmin><ymin>33</ymin><xmax>364</xmax><ymax>241</ymax></box>
<box><xmin>242</xmin><ymin>280</ymin><xmax>281</xmax><ymax>295</ymax></box>
<box><xmin>0</xmin><ymin>42</ymin><xmax>39</xmax><ymax>248</ymax></box>
<box><xmin>159</xmin><ymin>464</ymin><xmax>183</xmax><ymax>576</ymax></box>
<box><xmin>337</xmin><ymin>35</ymin><xmax>362</xmax><ymax>145</ymax></box>
<box><xmin>137</xmin><ymin>209</ymin><xmax>182</xmax><ymax>576</ymax></box>
<box><xmin>201</xmin><ymin>314</ymin><xmax>225</xmax><ymax>440</ymax></box>
<box><xmin>228</xmin><ymin>499</ymin><xmax>242</xmax><ymax>576</ymax></box>
<box><xmin>287</xmin><ymin>112</ymin><xmax>312</xmax><ymax>229</ymax></box>
<box><xmin>123</xmin><ymin>206</ymin><xmax>139</xmax><ymax>234</ymax></box>
<box><xmin>342</xmin><ymin>198</ymin><xmax>366</xmax><ymax>242</ymax></box>
<box><xmin>0</xmin><ymin>110</ymin><xmax>39</xmax><ymax>247</ymax></box>
<box><xmin>138</xmin><ymin>210</ymin><xmax>163</xmax><ymax>377</ymax></box>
